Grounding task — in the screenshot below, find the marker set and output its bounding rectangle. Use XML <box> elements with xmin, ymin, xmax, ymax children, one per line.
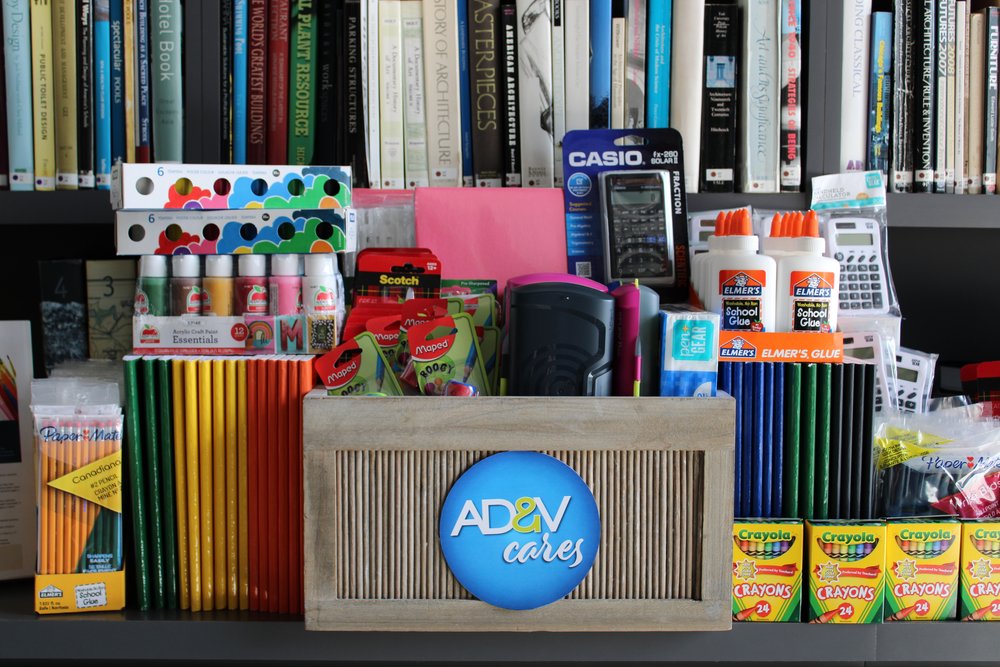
<box><xmin>121</xmin><ymin>356</ymin><xmax>312</xmax><ymax>613</ymax></box>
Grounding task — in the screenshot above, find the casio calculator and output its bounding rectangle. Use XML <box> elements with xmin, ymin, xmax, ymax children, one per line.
<box><xmin>824</xmin><ymin>217</ymin><xmax>890</xmax><ymax>315</ymax></box>
<box><xmin>600</xmin><ymin>171</ymin><xmax>675</xmax><ymax>286</ymax></box>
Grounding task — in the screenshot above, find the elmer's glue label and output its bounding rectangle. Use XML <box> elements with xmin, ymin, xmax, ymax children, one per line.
<box><xmin>884</xmin><ymin>519</ymin><xmax>960</xmax><ymax>621</ymax></box>
<box><xmin>806</xmin><ymin>520</ymin><xmax>886</xmax><ymax>624</ymax></box>
<box><xmin>960</xmin><ymin>520</ymin><xmax>1000</xmax><ymax>621</ymax></box>
<box><xmin>732</xmin><ymin>520</ymin><xmax>803</xmax><ymax>622</ymax></box>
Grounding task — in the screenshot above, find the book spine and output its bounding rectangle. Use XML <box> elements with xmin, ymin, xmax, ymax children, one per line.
<box><xmin>969</xmin><ymin>9</ymin><xmax>984</xmax><ymax>193</ymax></box>
<box><xmin>945</xmin><ymin>0</ymin><xmax>955</xmax><ymax>192</ymax></box>
<box><xmin>288</xmin><ymin>0</ymin><xmax>316</xmax><ymax>165</ymax></box>
<box><xmin>77</xmin><ymin>0</ymin><xmax>93</xmax><ymax>186</ymax></box>
<box><xmin>122</xmin><ymin>0</ymin><xmax>134</xmax><ymax>162</ymax></box>
<box><xmin>935</xmin><ymin>0</ymin><xmax>948</xmax><ymax>190</ymax></box>
<box><xmin>220</xmin><ymin>0</ymin><xmax>233</xmax><ymax>163</ymax></box>
<box><xmin>108</xmin><ymin>0</ymin><xmax>123</xmax><ymax>167</ymax></box>
<box><xmin>563</xmin><ymin>0</ymin><xmax>588</xmax><ymax>132</ymax></box>
<box><xmin>670</xmin><ymin>0</ymin><xmax>704</xmax><ymax>192</ymax></box>
<box><xmin>136</xmin><ymin>0</ymin><xmax>150</xmax><ymax>162</ymax></box>
<box><xmin>962</xmin><ymin>1</ymin><xmax>971</xmax><ymax>192</ymax></box>
<box><xmin>737</xmin><ymin>0</ymin><xmax>777</xmax><ymax>192</ymax></box>
<box><xmin>839</xmin><ymin>0</ymin><xmax>872</xmax><ymax>172</ymax></box>
<box><xmin>984</xmin><ymin>7</ymin><xmax>998</xmax><ymax>193</ymax></box>
<box><xmin>199</xmin><ymin>1</ymin><xmax>221</xmax><ymax>164</ymax></box>
<box><xmin>401</xmin><ymin>0</ymin><xmax>428</xmax><ymax>186</ymax></box>
<box><xmin>624</xmin><ymin>0</ymin><xmax>644</xmax><ymax>128</ymax></box>
<box><xmin>346</xmin><ymin>0</ymin><xmax>369</xmax><ymax>186</ymax></box>
<box><xmin>422</xmin><ymin>0</ymin><xmax>461</xmax><ymax>186</ymax></box>
<box><xmin>551</xmin><ymin>0</ymin><xmax>564</xmax><ymax>185</ymax></box>
<box><xmin>867</xmin><ymin>11</ymin><xmax>892</xmax><ymax>176</ymax></box>
<box><xmin>314</xmin><ymin>0</ymin><xmax>335</xmax><ymax>163</ymax></box>
<box><xmin>359</xmin><ymin>0</ymin><xmax>370</xmax><ymax>182</ymax></box>
<box><xmin>54</xmin><ymin>0</ymin><xmax>78</xmax><ymax>188</ymax></box>
<box><xmin>150</xmin><ymin>0</ymin><xmax>182</xmax><ymax>163</ymax></box>
<box><xmin>500</xmin><ymin>0</ymin><xmax>519</xmax><ymax>185</ymax></box>
<box><xmin>891</xmin><ymin>0</ymin><xmax>914</xmax><ymax>192</ymax></box>
<box><xmin>457</xmin><ymin>0</ymin><xmax>473</xmax><ymax>185</ymax></box>
<box><xmin>954</xmin><ymin>0</ymin><xmax>966</xmax><ymax>194</ymax></box>
<box><xmin>469</xmin><ymin>0</ymin><xmax>502</xmax><ymax>186</ymax></box>
<box><xmin>779</xmin><ymin>0</ymin><xmax>802</xmax><ymax>192</ymax></box>
<box><xmin>267</xmin><ymin>0</ymin><xmax>290</xmax><ymax>164</ymax></box>
<box><xmin>247</xmin><ymin>0</ymin><xmax>266</xmax><ymax>163</ymax></box>
<box><xmin>645</xmin><ymin>0</ymin><xmax>670</xmax><ymax>128</ymax></box>
<box><xmin>233</xmin><ymin>0</ymin><xmax>247</xmax><ymax>163</ymax></box>
<box><xmin>588</xmin><ymin>0</ymin><xmax>609</xmax><ymax>128</ymax></box>
<box><xmin>31</xmin><ymin>0</ymin><xmax>56</xmax><ymax>190</ymax></box>
<box><xmin>700</xmin><ymin>3</ymin><xmax>737</xmax><ymax>193</ymax></box>
<box><xmin>914</xmin><ymin>0</ymin><xmax>934</xmax><ymax>192</ymax></box>
<box><xmin>3</xmin><ymin>0</ymin><xmax>34</xmax><ymax>190</ymax></box>
<box><xmin>516</xmin><ymin>0</ymin><xmax>553</xmax><ymax>186</ymax></box>
<box><xmin>610</xmin><ymin>0</ymin><xmax>624</xmax><ymax>128</ymax></box>
<box><xmin>0</xmin><ymin>48</ymin><xmax>7</xmax><ymax>187</ymax></box>
<box><xmin>334</xmin><ymin>3</ymin><xmax>346</xmax><ymax>166</ymax></box>
<box><xmin>379</xmin><ymin>0</ymin><xmax>404</xmax><ymax>188</ymax></box>
<box><xmin>94</xmin><ymin>0</ymin><xmax>110</xmax><ymax>185</ymax></box>
<box><xmin>367</xmin><ymin>0</ymin><xmax>382</xmax><ymax>186</ymax></box>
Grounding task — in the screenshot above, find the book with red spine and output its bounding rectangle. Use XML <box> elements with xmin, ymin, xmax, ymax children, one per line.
<box><xmin>267</xmin><ymin>0</ymin><xmax>290</xmax><ymax>164</ymax></box>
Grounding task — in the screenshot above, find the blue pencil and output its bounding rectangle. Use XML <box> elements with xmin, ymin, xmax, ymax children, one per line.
<box><xmin>762</xmin><ymin>362</ymin><xmax>773</xmax><ymax>518</ymax></box>
<box><xmin>773</xmin><ymin>362</ymin><xmax>784</xmax><ymax>516</ymax></box>
<box><xmin>719</xmin><ymin>360</ymin><xmax>732</xmax><ymax>395</ymax></box>
<box><xmin>732</xmin><ymin>362</ymin><xmax>742</xmax><ymax>517</ymax></box>
<box><xmin>742</xmin><ymin>362</ymin><xmax>754</xmax><ymax>517</ymax></box>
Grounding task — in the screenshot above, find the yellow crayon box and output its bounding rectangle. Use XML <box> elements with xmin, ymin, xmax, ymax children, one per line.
<box><xmin>960</xmin><ymin>520</ymin><xmax>1000</xmax><ymax>621</ymax></box>
<box><xmin>884</xmin><ymin>518</ymin><xmax>960</xmax><ymax>622</ymax></box>
<box><xmin>732</xmin><ymin>520</ymin><xmax>803</xmax><ymax>622</ymax></box>
<box><xmin>806</xmin><ymin>520</ymin><xmax>886</xmax><ymax>624</ymax></box>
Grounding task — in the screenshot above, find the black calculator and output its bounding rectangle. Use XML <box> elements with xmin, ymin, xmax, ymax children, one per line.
<box><xmin>600</xmin><ymin>171</ymin><xmax>675</xmax><ymax>286</ymax></box>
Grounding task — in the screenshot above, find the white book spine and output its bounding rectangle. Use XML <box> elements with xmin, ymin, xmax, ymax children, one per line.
<box><xmin>551</xmin><ymin>0</ymin><xmax>566</xmax><ymax>186</ymax></box>
<box><xmin>946</xmin><ymin>0</ymin><xmax>956</xmax><ymax>192</ymax></box>
<box><xmin>402</xmin><ymin>1</ymin><xmax>429</xmax><ymax>188</ymax></box>
<box><xmin>969</xmin><ymin>10</ymin><xmax>984</xmax><ymax>194</ymax></box>
<box><xmin>421</xmin><ymin>0</ymin><xmax>461</xmax><ymax>186</ymax></box>
<box><xmin>367</xmin><ymin>0</ymin><xmax>382</xmax><ymax>188</ymax></box>
<box><xmin>624</xmin><ymin>0</ymin><xmax>645</xmax><ymax>128</ymax></box>
<box><xmin>516</xmin><ymin>0</ymin><xmax>554</xmax><ymax>187</ymax></box>
<box><xmin>839</xmin><ymin>0</ymin><xmax>872</xmax><ymax>172</ymax></box>
<box><xmin>955</xmin><ymin>1</ymin><xmax>967</xmax><ymax>193</ymax></box>
<box><xmin>563</xmin><ymin>0</ymin><xmax>588</xmax><ymax>132</ymax></box>
<box><xmin>379</xmin><ymin>0</ymin><xmax>405</xmax><ymax>189</ymax></box>
<box><xmin>737</xmin><ymin>0</ymin><xmax>778</xmax><ymax>192</ymax></box>
<box><xmin>935</xmin><ymin>0</ymin><xmax>948</xmax><ymax>190</ymax></box>
<box><xmin>610</xmin><ymin>13</ymin><xmax>625</xmax><ymax>128</ymax></box>
<box><xmin>671</xmin><ymin>0</ymin><xmax>704</xmax><ymax>192</ymax></box>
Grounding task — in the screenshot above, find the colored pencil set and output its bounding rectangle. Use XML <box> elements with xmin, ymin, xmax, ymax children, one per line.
<box><xmin>722</xmin><ymin>361</ymin><xmax>878</xmax><ymax>522</ymax></box>
<box><xmin>122</xmin><ymin>355</ymin><xmax>314</xmax><ymax>613</ymax></box>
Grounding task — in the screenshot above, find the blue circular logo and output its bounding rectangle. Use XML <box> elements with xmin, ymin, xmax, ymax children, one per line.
<box><xmin>439</xmin><ymin>452</ymin><xmax>600</xmax><ymax>610</ymax></box>
<box><xmin>566</xmin><ymin>172</ymin><xmax>592</xmax><ymax>197</ymax></box>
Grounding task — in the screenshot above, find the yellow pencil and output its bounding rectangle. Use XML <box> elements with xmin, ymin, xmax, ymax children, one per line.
<box><xmin>212</xmin><ymin>359</ymin><xmax>227</xmax><ymax>610</ymax></box>
<box><xmin>198</xmin><ymin>358</ymin><xmax>215</xmax><ymax>611</ymax></box>
<box><xmin>73</xmin><ymin>429</ymin><xmax>84</xmax><ymax>573</ymax></box>
<box><xmin>236</xmin><ymin>358</ymin><xmax>249</xmax><ymax>610</ymax></box>
<box><xmin>184</xmin><ymin>359</ymin><xmax>202</xmax><ymax>612</ymax></box>
<box><xmin>225</xmin><ymin>358</ymin><xmax>239</xmax><ymax>609</ymax></box>
<box><xmin>172</xmin><ymin>359</ymin><xmax>190</xmax><ymax>610</ymax></box>
<box><xmin>37</xmin><ymin>429</ymin><xmax>47</xmax><ymax>575</ymax></box>
<box><xmin>56</xmin><ymin>437</ymin><xmax>66</xmax><ymax>573</ymax></box>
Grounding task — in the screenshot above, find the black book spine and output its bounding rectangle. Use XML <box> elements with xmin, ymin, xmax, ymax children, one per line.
<box><xmin>345</xmin><ymin>0</ymin><xmax>369</xmax><ymax>185</ymax></box>
<box><xmin>699</xmin><ymin>3</ymin><xmax>738</xmax><ymax>193</ymax></box>
<box><xmin>468</xmin><ymin>0</ymin><xmax>502</xmax><ymax>186</ymax></box>
<box><xmin>985</xmin><ymin>8</ymin><xmax>999</xmax><ymax>193</ymax></box>
<box><xmin>183</xmin><ymin>0</ymin><xmax>205</xmax><ymax>162</ymax></box>
<box><xmin>500</xmin><ymin>0</ymin><xmax>520</xmax><ymax>186</ymax></box>
<box><xmin>199</xmin><ymin>0</ymin><xmax>223</xmax><ymax>163</ymax></box>
<box><xmin>77</xmin><ymin>0</ymin><xmax>95</xmax><ymax>186</ymax></box>
<box><xmin>314</xmin><ymin>0</ymin><xmax>337</xmax><ymax>164</ymax></box>
<box><xmin>334</xmin><ymin>1</ymin><xmax>346</xmax><ymax>166</ymax></box>
<box><xmin>914</xmin><ymin>0</ymin><xmax>935</xmax><ymax>192</ymax></box>
<box><xmin>221</xmin><ymin>0</ymin><xmax>234</xmax><ymax>163</ymax></box>
<box><xmin>892</xmin><ymin>0</ymin><xmax>914</xmax><ymax>192</ymax></box>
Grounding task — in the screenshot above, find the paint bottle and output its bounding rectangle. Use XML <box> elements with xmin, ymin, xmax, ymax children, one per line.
<box><xmin>170</xmin><ymin>254</ymin><xmax>203</xmax><ymax>316</ymax></box>
<box><xmin>269</xmin><ymin>253</ymin><xmax>303</xmax><ymax>316</ymax></box>
<box><xmin>702</xmin><ymin>210</ymin><xmax>776</xmax><ymax>332</ymax></box>
<box><xmin>235</xmin><ymin>255</ymin><xmax>270</xmax><ymax>315</ymax></box>
<box><xmin>775</xmin><ymin>210</ymin><xmax>840</xmax><ymax>333</ymax></box>
<box><xmin>303</xmin><ymin>253</ymin><xmax>342</xmax><ymax>315</ymax></box>
<box><xmin>135</xmin><ymin>255</ymin><xmax>169</xmax><ymax>316</ymax></box>
<box><xmin>202</xmin><ymin>255</ymin><xmax>235</xmax><ymax>316</ymax></box>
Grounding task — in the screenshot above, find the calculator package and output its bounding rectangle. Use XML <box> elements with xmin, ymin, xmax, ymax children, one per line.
<box><xmin>561</xmin><ymin>129</ymin><xmax>690</xmax><ymax>302</ymax></box>
<box><xmin>810</xmin><ymin>171</ymin><xmax>901</xmax><ymax>319</ymax></box>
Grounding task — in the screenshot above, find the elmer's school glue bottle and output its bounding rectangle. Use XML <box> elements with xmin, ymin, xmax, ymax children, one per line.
<box><xmin>703</xmin><ymin>210</ymin><xmax>776</xmax><ymax>332</ymax></box>
<box><xmin>774</xmin><ymin>210</ymin><xmax>840</xmax><ymax>333</ymax></box>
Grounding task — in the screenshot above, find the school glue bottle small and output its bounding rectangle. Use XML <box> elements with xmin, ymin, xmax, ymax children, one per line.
<box><xmin>202</xmin><ymin>255</ymin><xmax>235</xmax><ymax>316</ymax></box>
<box><xmin>170</xmin><ymin>254</ymin><xmax>204</xmax><ymax>316</ymax></box>
<box><xmin>703</xmin><ymin>209</ymin><xmax>776</xmax><ymax>332</ymax></box>
<box><xmin>269</xmin><ymin>253</ymin><xmax>303</xmax><ymax>316</ymax></box>
<box><xmin>135</xmin><ymin>255</ymin><xmax>169</xmax><ymax>316</ymax></box>
<box><xmin>235</xmin><ymin>254</ymin><xmax>270</xmax><ymax>315</ymax></box>
<box><xmin>775</xmin><ymin>210</ymin><xmax>840</xmax><ymax>333</ymax></box>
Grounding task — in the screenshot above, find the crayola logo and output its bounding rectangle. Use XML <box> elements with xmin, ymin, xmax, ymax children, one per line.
<box><xmin>822</xmin><ymin>532</ymin><xmax>877</xmax><ymax>544</ymax></box>
<box><xmin>720</xmin><ymin>337</ymin><xmax>757</xmax><ymax>359</ymax></box>
<box><xmin>327</xmin><ymin>358</ymin><xmax>360</xmax><ymax>387</ymax></box>
<box><xmin>973</xmin><ymin>528</ymin><xmax>1000</xmax><ymax>541</ymax></box>
<box><xmin>899</xmin><ymin>529</ymin><xmax>954</xmax><ymax>541</ymax></box>
<box><xmin>737</xmin><ymin>529</ymin><xmax>792</xmax><ymax>542</ymax></box>
<box><xmin>792</xmin><ymin>273</ymin><xmax>833</xmax><ymax>298</ymax></box>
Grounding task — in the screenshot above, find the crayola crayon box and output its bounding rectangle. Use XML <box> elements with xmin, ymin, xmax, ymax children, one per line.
<box><xmin>959</xmin><ymin>520</ymin><xmax>1000</xmax><ymax>621</ymax></box>
<box><xmin>884</xmin><ymin>518</ymin><xmax>960</xmax><ymax>621</ymax></box>
<box><xmin>805</xmin><ymin>520</ymin><xmax>886</xmax><ymax>624</ymax></box>
<box><xmin>732</xmin><ymin>520</ymin><xmax>803</xmax><ymax>622</ymax></box>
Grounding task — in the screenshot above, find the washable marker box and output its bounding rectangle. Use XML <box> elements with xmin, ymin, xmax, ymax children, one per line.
<box><xmin>732</xmin><ymin>520</ymin><xmax>803</xmax><ymax>622</ymax></box>
<box><xmin>960</xmin><ymin>520</ymin><xmax>1000</xmax><ymax>620</ymax></box>
<box><xmin>659</xmin><ymin>306</ymin><xmax>720</xmax><ymax>397</ymax></box>
<box><xmin>806</xmin><ymin>520</ymin><xmax>886</xmax><ymax>624</ymax></box>
<box><xmin>884</xmin><ymin>518</ymin><xmax>960</xmax><ymax>621</ymax></box>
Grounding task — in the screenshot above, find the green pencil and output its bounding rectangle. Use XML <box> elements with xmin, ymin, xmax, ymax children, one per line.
<box><xmin>143</xmin><ymin>358</ymin><xmax>166</xmax><ymax>609</ymax></box>
<box><xmin>800</xmin><ymin>364</ymin><xmax>817</xmax><ymax>520</ymax></box>
<box><xmin>123</xmin><ymin>355</ymin><xmax>152</xmax><ymax>610</ymax></box>
<box><xmin>784</xmin><ymin>364</ymin><xmax>801</xmax><ymax>518</ymax></box>
<box><xmin>815</xmin><ymin>363</ymin><xmax>832</xmax><ymax>520</ymax></box>
<box><xmin>158</xmin><ymin>358</ymin><xmax>179</xmax><ymax>610</ymax></box>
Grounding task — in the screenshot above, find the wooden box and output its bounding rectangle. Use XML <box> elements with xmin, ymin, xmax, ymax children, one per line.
<box><xmin>303</xmin><ymin>394</ymin><xmax>735</xmax><ymax>631</ymax></box>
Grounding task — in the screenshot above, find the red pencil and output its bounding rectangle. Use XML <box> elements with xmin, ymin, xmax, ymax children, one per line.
<box><xmin>298</xmin><ymin>357</ymin><xmax>312</xmax><ymax>614</ymax></box>
<box><xmin>259</xmin><ymin>358</ymin><xmax>272</xmax><ymax>612</ymax></box>
<box><xmin>288</xmin><ymin>359</ymin><xmax>302</xmax><ymax>615</ymax></box>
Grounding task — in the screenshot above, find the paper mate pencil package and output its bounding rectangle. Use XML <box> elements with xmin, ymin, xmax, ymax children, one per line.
<box><xmin>732</xmin><ymin>520</ymin><xmax>803</xmax><ymax>622</ymax></box>
<box><xmin>960</xmin><ymin>520</ymin><xmax>1000</xmax><ymax>620</ymax></box>
<box><xmin>806</xmin><ymin>520</ymin><xmax>886</xmax><ymax>624</ymax></box>
<box><xmin>884</xmin><ymin>518</ymin><xmax>960</xmax><ymax>621</ymax></box>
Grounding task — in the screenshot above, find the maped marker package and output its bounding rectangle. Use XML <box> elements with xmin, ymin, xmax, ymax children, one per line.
<box><xmin>408</xmin><ymin>313</ymin><xmax>491</xmax><ymax>396</ymax></box>
<box><xmin>659</xmin><ymin>306</ymin><xmax>720</xmax><ymax>397</ymax></box>
<box><xmin>562</xmin><ymin>129</ymin><xmax>690</xmax><ymax>302</ymax></box>
<box><xmin>314</xmin><ymin>332</ymin><xmax>404</xmax><ymax>396</ymax></box>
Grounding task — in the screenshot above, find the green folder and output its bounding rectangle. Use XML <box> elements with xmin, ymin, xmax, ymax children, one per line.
<box><xmin>123</xmin><ymin>355</ymin><xmax>152</xmax><ymax>610</ymax></box>
<box><xmin>142</xmin><ymin>358</ymin><xmax>166</xmax><ymax>609</ymax></box>
<box><xmin>815</xmin><ymin>363</ymin><xmax>832</xmax><ymax>520</ymax></box>
<box><xmin>800</xmin><ymin>364</ymin><xmax>817</xmax><ymax>519</ymax></box>
<box><xmin>784</xmin><ymin>364</ymin><xmax>802</xmax><ymax>518</ymax></box>
<box><xmin>158</xmin><ymin>357</ymin><xmax>179</xmax><ymax>609</ymax></box>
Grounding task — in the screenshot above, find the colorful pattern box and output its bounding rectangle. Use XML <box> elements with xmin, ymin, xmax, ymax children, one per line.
<box><xmin>884</xmin><ymin>518</ymin><xmax>960</xmax><ymax>621</ymax></box>
<box><xmin>732</xmin><ymin>519</ymin><xmax>803</xmax><ymax>622</ymax></box>
<box><xmin>806</xmin><ymin>520</ymin><xmax>886</xmax><ymax>624</ymax></box>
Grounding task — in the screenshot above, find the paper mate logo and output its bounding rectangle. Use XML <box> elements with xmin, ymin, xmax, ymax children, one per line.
<box><xmin>140</xmin><ymin>325</ymin><xmax>160</xmax><ymax>345</ymax></box>
<box><xmin>439</xmin><ymin>452</ymin><xmax>600</xmax><ymax>610</ymax></box>
<box><xmin>791</xmin><ymin>272</ymin><xmax>834</xmax><ymax>298</ymax></box>
<box><xmin>311</xmin><ymin>285</ymin><xmax>336</xmax><ymax>312</ymax></box>
<box><xmin>720</xmin><ymin>271</ymin><xmax>764</xmax><ymax>297</ymax></box>
<box><xmin>246</xmin><ymin>285</ymin><xmax>268</xmax><ymax>313</ymax></box>
<box><xmin>720</xmin><ymin>337</ymin><xmax>757</xmax><ymax>359</ymax></box>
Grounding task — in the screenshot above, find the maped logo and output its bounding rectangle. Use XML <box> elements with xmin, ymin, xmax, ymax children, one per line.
<box><xmin>720</xmin><ymin>272</ymin><xmax>763</xmax><ymax>297</ymax></box>
<box><xmin>719</xmin><ymin>337</ymin><xmax>757</xmax><ymax>359</ymax></box>
<box><xmin>439</xmin><ymin>452</ymin><xmax>601</xmax><ymax>610</ymax></box>
<box><xmin>792</xmin><ymin>273</ymin><xmax>833</xmax><ymax>298</ymax></box>
<box><xmin>326</xmin><ymin>357</ymin><xmax>361</xmax><ymax>389</ymax></box>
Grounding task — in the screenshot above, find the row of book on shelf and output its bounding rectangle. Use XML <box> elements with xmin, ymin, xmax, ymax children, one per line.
<box><xmin>0</xmin><ymin>0</ymin><xmax>804</xmax><ymax>193</ymax></box>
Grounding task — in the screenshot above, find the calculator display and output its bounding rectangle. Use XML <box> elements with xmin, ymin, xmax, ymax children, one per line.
<box><xmin>896</xmin><ymin>366</ymin><xmax>919</xmax><ymax>383</ymax></box>
<box><xmin>837</xmin><ymin>233</ymin><xmax>874</xmax><ymax>246</ymax></box>
<box><xmin>601</xmin><ymin>172</ymin><xmax>674</xmax><ymax>285</ymax></box>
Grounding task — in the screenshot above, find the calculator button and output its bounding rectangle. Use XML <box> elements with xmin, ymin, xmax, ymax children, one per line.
<box><xmin>861</xmin><ymin>284</ymin><xmax>870</xmax><ymax>291</ymax></box>
<box><xmin>847</xmin><ymin>254</ymin><xmax>856</xmax><ymax>263</ymax></box>
<box><xmin>863</xmin><ymin>301</ymin><xmax>873</xmax><ymax>308</ymax></box>
<box><xmin>907</xmin><ymin>391</ymin><xmax>917</xmax><ymax>399</ymax></box>
<box><xmin>868</xmin><ymin>254</ymin><xmax>878</xmax><ymax>263</ymax></box>
<box><xmin>905</xmin><ymin>401</ymin><xmax>917</xmax><ymax>410</ymax></box>
<box><xmin>872</xmin><ymin>283</ymin><xmax>882</xmax><ymax>291</ymax></box>
<box><xmin>847</xmin><ymin>264</ymin><xmax>857</xmax><ymax>272</ymax></box>
<box><xmin>848</xmin><ymin>283</ymin><xmax>858</xmax><ymax>290</ymax></box>
<box><xmin>850</xmin><ymin>292</ymin><xmax>860</xmax><ymax>299</ymax></box>
<box><xmin>898</xmin><ymin>388</ymin><xmax>905</xmax><ymax>396</ymax></box>
<box><xmin>859</xmin><ymin>274</ymin><xmax>869</xmax><ymax>281</ymax></box>
<box><xmin>850</xmin><ymin>302</ymin><xmax>861</xmax><ymax>310</ymax></box>
<box><xmin>835</xmin><ymin>252</ymin><xmax>844</xmax><ymax>261</ymax></box>
<box><xmin>872</xmin><ymin>294</ymin><xmax>884</xmax><ymax>307</ymax></box>
<box><xmin>869</xmin><ymin>264</ymin><xmax>879</xmax><ymax>272</ymax></box>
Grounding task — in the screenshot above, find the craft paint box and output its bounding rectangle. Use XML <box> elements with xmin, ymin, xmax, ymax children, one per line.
<box><xmin>805</xmin><ymin>520</ymin><xmax>886</xmax><ymax>624</ymax></box>
<box><xmin>732</xmin><ymin>519</ymin><xmax>803</xmax><ymax>622</ymax></box>
<box><xmin>960</xmin><ymin>520</ymin><xmax>1000</xmax><ymax>621</ymax></box>
<box><xmin>884</xmin><ymin>518</ymin><xmax>960</xmax><ymax>621</ymax></box>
